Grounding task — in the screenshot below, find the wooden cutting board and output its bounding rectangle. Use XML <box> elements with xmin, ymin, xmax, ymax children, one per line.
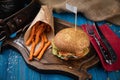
<box><xmin>2</xmin><ymin>17</ymin><xmax>99</xmax><ymax>80</ymax></box>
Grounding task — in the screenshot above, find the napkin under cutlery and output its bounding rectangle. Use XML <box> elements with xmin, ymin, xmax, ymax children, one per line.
<box><xmin>82</xmin><ymin>24</ymin><xmax>120</xmax><ymax>71</ymax></box>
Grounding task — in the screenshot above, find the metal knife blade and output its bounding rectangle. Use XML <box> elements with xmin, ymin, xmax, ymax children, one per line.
<box><xmin>94</xmin><ymin>22</ymin><xmax>117</xmax><ymax>63</ymax></box>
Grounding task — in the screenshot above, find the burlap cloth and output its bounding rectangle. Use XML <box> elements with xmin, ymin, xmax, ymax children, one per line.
<box><xmin>39</xmin><ymin>0</ymin><xmax>120</xmax><ymax>26</ymax></box>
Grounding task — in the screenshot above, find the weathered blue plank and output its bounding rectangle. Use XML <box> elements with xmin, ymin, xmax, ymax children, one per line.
<box><xmin>0</xmin><ymin>12</ymin><xmax>120</xmax><ymax>80</ymax></box>
<box><xmin>53</xmin><ymin>12</ymin><xmax>87</xmax><ymax>25</ymax></box>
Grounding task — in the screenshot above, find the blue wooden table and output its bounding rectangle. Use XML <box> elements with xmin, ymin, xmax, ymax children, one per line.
<box><xmin>0</xmin><ymin>12</ymin><xmax>120</xmax><ymax>80</ymax></box>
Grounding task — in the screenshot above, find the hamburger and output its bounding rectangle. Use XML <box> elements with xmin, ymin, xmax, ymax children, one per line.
<box><xmin>52</xmin><ymin>28</ymin><xmax>90</xmax><ymax>60</ymax></box>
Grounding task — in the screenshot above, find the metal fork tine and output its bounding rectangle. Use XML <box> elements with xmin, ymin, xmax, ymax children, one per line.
<box><xmin>86</xmin><ymin>23</ymin><xmax>94</xmax><ymax>35</ymax></box>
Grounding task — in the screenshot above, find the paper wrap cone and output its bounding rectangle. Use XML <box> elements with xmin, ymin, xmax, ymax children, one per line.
<box><xmin>24</xmin><ymin>5</ymin><xmax>54</xmax><ymax>52</ymax></box>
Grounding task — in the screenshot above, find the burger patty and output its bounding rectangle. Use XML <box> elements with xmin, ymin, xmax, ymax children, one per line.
<box><xmin>52</xmin><ymin>41</ymin><xmax>89</xmax><ymax>60</ymax></box>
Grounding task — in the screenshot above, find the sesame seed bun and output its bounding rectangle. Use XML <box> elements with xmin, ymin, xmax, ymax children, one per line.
<box><xmin>52</xmin><ymin>28</ymin><xmax>90</xmax><ymax>60</ymax></box>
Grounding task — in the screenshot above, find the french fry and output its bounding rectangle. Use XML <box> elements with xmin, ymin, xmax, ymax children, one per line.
<box><xmin>43</xmin><ymin>33</ymin><xmax>48</xmax><ymax>43</ymax></box>
<box><xmin>28</xmin><ymin>39</ymin><xmax>36</xmax><ymax>61</ymax></box>
<box><xmin>45</xmin><ymin>25</ymin><xmax>51</xmax><ymax>32</ymax></box>
<box><xmin>33</xmin><ymin>23</ymin><xmax>47</xmax><ymax>56</ymax></box>
<box><xmin>34</xmin><ymin>23</ymin><xmax>46</xmax><ymax>45</ymax></box>
<box><xmin>33</xmin><ymin>35</ymin><xmax>45</xmax><ymax>57</ymax></box>
<box><xmin>26</xmin><ymin>22</ymin><xmax>51</xmax><ymax>61</ymax></box>
<box><xmin>25</xmin><ymin>21</ymin><xmax>40</xmax><ymax>46</ymax></box>
<box><xmin>37</xmin><ymin>41</ymin><xmax>51</xmax><ymax>60</ymax></box>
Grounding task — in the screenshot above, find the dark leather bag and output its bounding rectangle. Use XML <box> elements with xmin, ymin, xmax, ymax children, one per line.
<box><xmin>0</xmin><ymin>0</ymin><xmax>41</xmax><ymax>42</ymax></box>
<box><xmin>0</xmin><ymin>0</ymin><xmax>30</xmax><ymax>19</ymax></box>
